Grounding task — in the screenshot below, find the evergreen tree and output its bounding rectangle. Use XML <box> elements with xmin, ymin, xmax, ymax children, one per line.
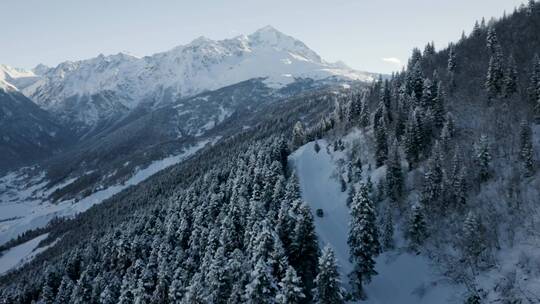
<box><xmin>290</xmin><ymin>203</ymin><xmax>319</xmax><ymax>300</ymax></box>
<box><xmin>348</xmin><ymin>183</ymin><xmax>380</xmax><ymax>299</ymax></box>
<box><xmin>528</xmin><ymin>54</ymin><xmax>540</xmax><ymax>104</ymax></box>
<box><xmin>292</xmin><ymin>121</ymin><xmax>306</xmax><ymax>149</ymax></box>
<box><xmin>420</xmin><ymin>144</ymin><xmax>444</xmax><ymax>213</ymax></box>
<box><xmin>476</xmin><ymin>135</ymin><xmax>492</xmax><ymax>182</ymax></box>
<box><xmin>359</xmin><ymin>96</ymin><xmax>371</xmax><ymax>128</ymax></box>
<box><xmin>275</xmin><ymin>266</ymin><xmax>304</xmax><ymax>304</ymax></box>
<box><xmin>404</xmin><ymin>110</ymin><xmax>422</xmax><ymax>169</ymax></box>
<box><xmin>182</xmin><ymin>274</ymin><xmax>206</xmax><ymax>304</ymax></box>
<box><xmin>70</xmin><ymin>269</ymin><xmax>93</xmax><ymax>304</ymax></box>
<box><xmin>382</xmin><ymin>206</ymin><xmax>395</xmax><ymax>251</ymax></box>
<box><xmin>408</xmin><ymin>204</ymin><xmax>428</xmax><ymax>251</ymax></box>
<box><xmin>386</xmin><ymin>144</ymin><xmax>404</xmax><ymax>202</ymax></box>
<box><xmin>54</xmin><ymin>276</ymin><xmax>74</xmax><ymax>304</ymax></box>
<box><xmin>313</xmin><ymin>247</ymin><xmax>345</xmax><ymax>304</ymax></box>
<box><xmin>486</xmin><ymin>27</ymin><xmax>501</xmax><ymax>55</ymax></box>
<box><xmin>465</xmin><ymin>294</ymin><xmax>481</xmax><ymax>304</ymax></box>
<box><xmin>374</xmin><ymin>114</ymin><xmax>389</xmax><ymax>167</ymax></box>
<box><xmin>244</xmin><ymin>258</ymin><xmax>277</xmax><ymax>304</ymax></box>
<box><xmin>205</xmin><ymin>247</ymin><xmax>230</xmax><ymax>304</ymax></box>
<box><xmin>519</xmin><ymin>121</ymin><xmax>535</xmax><ymax>176</ymax></box>
<box><xmin>486</xmin><ymin>55</ymin><xmax>504</xmax><ymax>99</ymax></box>
<box><xmin>504</xmin><ymin>54</ymin><xmax>518</xmax><ymax>97</ymax></box>
<box><xmin>461</xmin><ymin>212</ymin><xmax>486</xmax><ymax>267</ymax></box>
<box><xmin>433</xmin><ymin>83</ymin><xmax>446</xmax><ymax>129</ymax></box>
<box><xmin>447</xmin><ymin>45</ymin><xmax>457</xmax><ymax>92</ymax></box>
<box><xmin>41</xmin><ymin>267</ymin><xmax>60</xmax><ymax>304</ymax></box>
<box><xmin>485</xmin><ymin>28</ymin><xmax>504</xmax><ymax>99</ymax></box>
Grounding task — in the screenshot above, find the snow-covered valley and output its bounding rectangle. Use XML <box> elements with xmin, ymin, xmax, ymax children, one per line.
<box><xmin>0</xmin><ymin>138</ymin><xmax>216</xmax><ymax>247</ymax></box>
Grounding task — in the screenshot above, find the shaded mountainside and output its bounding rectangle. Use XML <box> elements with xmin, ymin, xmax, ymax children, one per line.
<box><xmin>0</xmin><ymin>90</ymin><xmax>74</xmax><ymax>171</ymax></box>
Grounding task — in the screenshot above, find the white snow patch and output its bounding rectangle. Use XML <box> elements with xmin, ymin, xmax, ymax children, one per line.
<box><xmin>0</xmin><ymin>233</ymin><xmax>48</xmax><ymax>275</ymax></box>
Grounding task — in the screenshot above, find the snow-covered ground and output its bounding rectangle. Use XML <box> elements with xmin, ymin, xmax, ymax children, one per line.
<box><xmin>0</xmin><ymin>138</ymin><xmax>217</xmax><ymax>245</ymax></box>
<box><xmin>290</xmin><ymin>139</ymin><xmax>464</xmax><ymax>303</ymax></box>
<box><xmin>0</xmin><ymin>233</ymin><xmax>49</xmax><ymax>275</ymax></box>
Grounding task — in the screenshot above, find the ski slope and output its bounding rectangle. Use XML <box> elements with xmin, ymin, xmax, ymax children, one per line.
<box><xmin>290</xmin><ymin>139</ymin><xmax>463</xmax><ymax>303</ymax></box>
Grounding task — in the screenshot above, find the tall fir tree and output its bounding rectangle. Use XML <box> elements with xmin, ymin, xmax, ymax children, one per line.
<box><xmin>528</xmin><ymin>54</ymin><xmax>540</xmax><ymax>104</ymax></box>
<box><xmin>244</xmin><ymin>258</ymin><xmax>277</xmax><ymax>304</ymax></box>
<box><xmin>382</xmin><ymin>206</ymin><xmax>395</xmax><ymax>251</ymax></box>
<box><xmin>348</xmin><ymin>183</ymin><xmax>380</xmax><ymax>299</ymax></box>
<box><xmin>386</xmin><ymin>143</ymin><xmax>404</xmax><ymax>202</ymax></box>
<box><xmin>274</xmin><ymin>266</ymin><xmax>305</xmax><ymax>304</ymax></box>
<box><xmin>374</xmin><ymin>114</ymin><xmax>389</xmax><ymax>167</ymax></box>
<box><xmin>519</xmin><ymin>121</ymin><xmax>535</xmax><ymax>176</ymax></box>
<box><xmin>461</xmin><ymin>212</ymin><xmax>486</xmax><ymax>267</ymax></box>
<box><xmin>504</xmin><ymin>54</ymin><xmax>518</xmax><ymax>97</ymax></box>
<box><xmin>476</xmin><ymin>135</ymin><xmax>492</xmax><ymax>182</ymax></box>
<box><xmin>313</xmin><ymin>246</ymin><xmax>345</xmax><ymax>304</ymax></box>
<box><xmin>408</xmin><ymin>204</ymin><xmax>428</xmax><ymax>251</ymax></box>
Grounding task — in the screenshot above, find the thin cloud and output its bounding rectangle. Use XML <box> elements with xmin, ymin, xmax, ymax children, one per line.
<box><xmin>381</xmin><ymin>57</ymin><xmax>402</xmax><ymax>66</ymax></box>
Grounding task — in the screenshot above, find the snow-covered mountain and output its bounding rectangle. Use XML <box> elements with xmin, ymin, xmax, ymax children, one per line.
<box><xmin>0</xmin><ymin>65</ymin><xmax>39</xmax><ymax>92</ymax></box>
<box><xmin>10</xmin><ymin>26</ymin><xmax>374</xmax><ymax>125</ymax></box>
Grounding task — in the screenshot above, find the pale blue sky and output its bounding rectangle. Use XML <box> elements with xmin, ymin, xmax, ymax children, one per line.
<box><xmin>4</xmin><ymin>0</ymin><xmax>525</xmax><ymax>74</ymax></box>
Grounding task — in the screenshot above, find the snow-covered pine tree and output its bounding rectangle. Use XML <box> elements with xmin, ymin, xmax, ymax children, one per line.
<box><xmin>290</xmin><ymin>203</ymin><xmax>319</xmax><ymax>300</ymax></box>
<box><xmin>447</xmin><ymin>44</ymin><xmax>457</xmax><ymax>73</ymax></box>
<box><xmin>40</xmin><ymin>266</ymin><xmax>60</xmax><ymax>304</ymax></box>
<box><xmin>348</xmin><ymin>183</ymin><xmax>380</xmax><ymax>299</ymax></box>
<box><xmin>54</xmin><ymin>276</ymin><xmax>74</xmax><ymax>304</ymax></box>
<box><xmin>244</xmin><ymin>258</ymin><xmax>277</xmax><ymax>304</ymax></box>
<box><xmin>408</xmin><ymin>204</ymin><xmax>428</xmax><ymax>251</ymax></box>
<box><xmin>205</xmin><ymin>246</ymin><xmax>230</xmax><ymax>304</ymax></box>
<box><xmin>274</xmin><ymin>266</ymin><xmax>305</xmax><ymax>304</ymax></box>
<box><xmin>461</xmin><ymin>212</ymin><xmax>486</xmax><ymax>269</ymax></box>
<box><xmin>528</xmin><ymin>54</ymin><xmax>540</xmax><ymax>104</ymax></box>
<box><xmin>485</xmin><ymin>28</ymin><xmax>505</xmax><ymax>100</ymax></box>
<box><xmin>476</xmin><ymin>135</ymin><xmax>492</xmax><ymax>182</ymax></box>
<box><xmin>313</xmin><ymin>246</ymin><xmax>345</xmax><ymax>304</ymax></box>
<box><xmin>70</xmin><ymin>268</ymin><xmax>93</xmax><ymax>304</ymax></box>
<box><xmin>359</xmin><ymin>95</ymin><xmax>371</xmax><ymax>128</ymax></box>
<box><xmin>182</xmin><ymin>273</ymin><xmax>206</xmax><ymax>304</ymax></box>
<box><xmin>292</xmin><ymin>121</ymin><xmax>306</xmax><ymax>149</ymax></box>
<box><xmin>519</xmin><ymin>120</ymin><xmax>535</xmax><ymax>176</ymax></box>
<box><xmin>420</xmin><ymin>142</ymin><xmax>444</xmax><ymax>214</ymax></box>
<box><xmin>382</xmin><ymin>206</ymin><xmax>395</xmax><ymax>250</ymax></box>
<box><xmin>433</xmin><ymin>83</ymin><xmax>446</xmax><ymax>129</ymax></box>
<box><xmin>504</xmin><ymin>54</ymin><xmax>518</xmax><ymax>97</ymax></box>
<box><xmin>374</xmin><ymin>113</ymin><xmax>389</xmax><ymax>167</ymax></box>
<box><xmin>386</xmin><ymin>143</ymin><xmax>404</xmax><ymax>202</ymax></box>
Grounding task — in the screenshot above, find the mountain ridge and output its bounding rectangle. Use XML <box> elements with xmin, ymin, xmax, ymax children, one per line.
<box><xmin>2</xmin><ymin>26</ymin><xmax>376</xmax><ymax>126</ymax></box>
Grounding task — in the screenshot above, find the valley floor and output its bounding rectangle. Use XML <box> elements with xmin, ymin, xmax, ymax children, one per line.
<box><xmin>0</xmin><ymin>138</ymin><xmax>216</xmax><ymax>266</ymax></box>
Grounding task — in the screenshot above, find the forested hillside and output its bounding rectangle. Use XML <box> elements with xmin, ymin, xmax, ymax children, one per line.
<box><xmin>1</xmin><ymin>2</ymin><xmax>540</xmax><ymax>304</ymax></box>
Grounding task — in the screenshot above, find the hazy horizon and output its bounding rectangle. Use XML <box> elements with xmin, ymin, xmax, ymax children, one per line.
<box><xmin>4</xmin><ymin>0</ymin><xmax>525</xmax><ymax>74</ymax></box>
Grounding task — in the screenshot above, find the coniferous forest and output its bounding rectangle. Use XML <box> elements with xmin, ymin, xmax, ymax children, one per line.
<box><xmin>2</xmin><ymin>1</ymin><xmax>540</xmax><ymax>304</ymax></box>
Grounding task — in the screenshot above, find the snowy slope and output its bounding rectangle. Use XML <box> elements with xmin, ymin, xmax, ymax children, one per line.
<box><xmin>0</xmin><ymin>138</ymin><xmax>216</xmax><ymax>245</ymax></box>
<box><xmin>12</xmin><ymin>26</ymin><xmax>374</xmax><ymax>125</ymax></box>
<box><xmin>290</xmin><ymin>139</ymin><xmax>464</xmax><ymax>303</ymax></box>
<box><xmin>0</xmin><ymin>233</ymin><xmax>49</xmax><ymax>275</ymax></box>
<box><xmin>0</xmin><ymin>64</ymin><xmax>38</xmax><ymax>92</ymax></box>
